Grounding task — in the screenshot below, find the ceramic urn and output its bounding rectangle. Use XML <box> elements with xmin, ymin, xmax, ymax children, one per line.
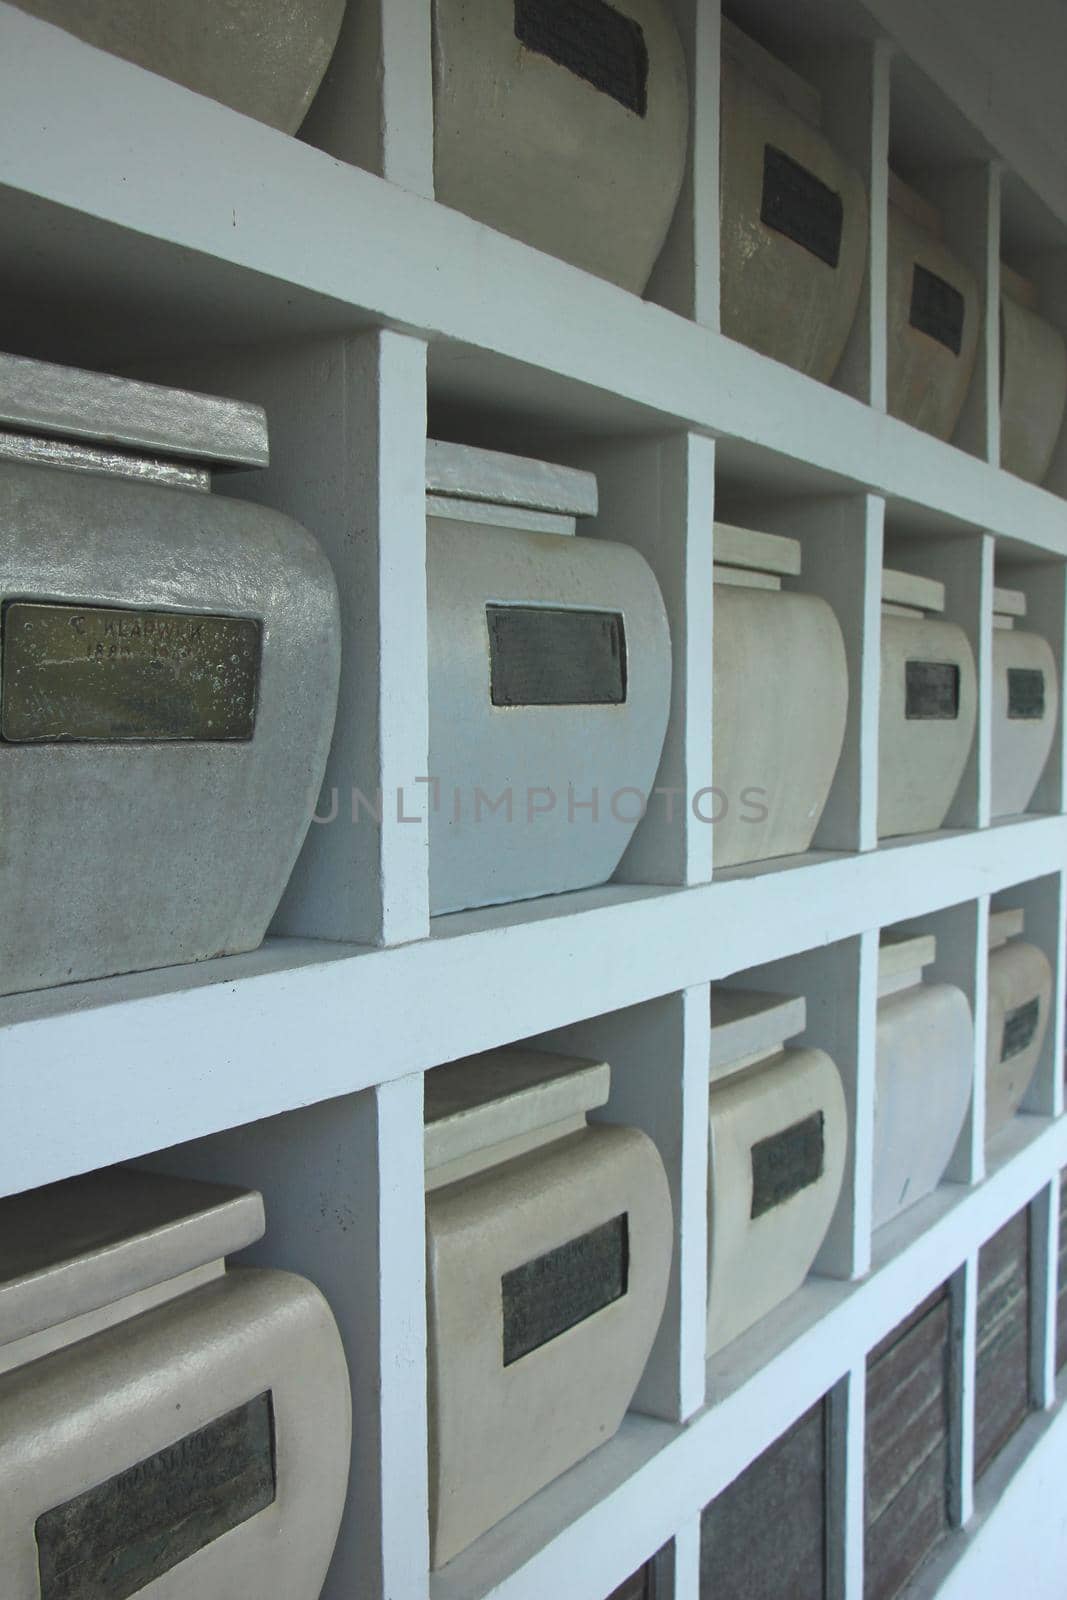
<box><xmin>424</xmin><ymin>1046</ymin><xmax>672</xmax><ymax>1566</ymax></box>
<box><xmin>873</xmin><ymin>931</ymin><xmax>974</xmax><ymax>1231</ymax></box>
<box><xmin>1000</xmin><ymin>263</ymin><xmax>1067</xmax><ymax>485</ymax></box>
<box><xmin>426</xmin><ymin>440</ymin><xmax>671</xmax><ymax>914</ymax></box>
<box><xmin>720</xmin><ymin>18</ymin><xmax>868</xmax><ymax>383</ymax></box>
<box><xmin>0</xmin><ymin>353</ymin><xmax>341</xmax><ymax>996</ymax></box>
<box><xmin>706</xmin><ymin>988</ymin><xmax>847</xmax><ymax>1356</ymax></box>
<box><xmin>432</xmin><ymin>0</ymin><xmax>689</xmax><ymax>292</ymax></box>
<box><xmin>712</xmin><ymin>521</ymin><xmax>848</xmax><ymax>868</ymax></box>
<box><xmin>986</xmin><ymin>907</ymin><xmax>1053</xmax><ymax>1142</ymax></box>
<box><xmin>879</xmin><ymin>566</ymin><xmax>977</xmax><ymax>839</ymax></box>
<box><xmin>0</xmin><ymin>1167</ymin><xmax>352</xmax><ymax>1598</ymax></box>
<box><xmin>886</xmin><ymin>175</ymin><xmax>981</xmax><ymax>442</ymax></box>
<box><xmin>11</xmin><ymin>0</ymin><xmax>346</xmax><ymax>132</ymax></box>
<box><xmin>991</xmin><ymin>585</ymin><xmax>1059</xmax><ymax>819</ymax></box>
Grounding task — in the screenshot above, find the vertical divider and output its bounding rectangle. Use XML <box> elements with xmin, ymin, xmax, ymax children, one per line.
<box><xmin>947</xmin><ymin>1253</ymin><xmax>978</xmax><ymax>1528</ymax></box>
<box><xmin>726</xmin><ymin>493</ymin><xmax>884</xmax><ymax>854</ymax></box>
<box><xmin>800</xmin><ymin>39</ymin><xmax>893</xmax><ymax>409</ymax></box>
<box><xmin>659</xmin><ymin>1515</ymin><xmax>702</xmax><ymax>1600</ymax></box>
<box><xmin>581</xmin><ymin>432</ymin><xmax>716</xmax><ymax>889</ymax></box>
<box><xmin>1001</xmin><ymin>559</ymin><xmax>1067</xmax><ymax>816</ymax></box>
<box><xmin>134</xmin><ymin>1075</ymin><xmax>430</xmax><ymax>1600</ymax></box>
<box><xmin>533</xmin><ymin>984</ymin><xmax>712</xmax><ymax>1423</ymax></box>
<box><xmin>646</xmin><ymin>0</ymin><xmax>721</xmax><ymax>328</ymax></box>
<box><xmin>827</xmin><ymin>1364</ymin><xmax>866</xmax><ymax>1600</ymax></box>
<box><xmin>885</xmin><ymin>529</ymin><xmax>994</xmax><ymax>830</ymax></box>
<box><xmin>1029</xmin><ymin>1181</ymin><xmax>1060</xmax><ymax>1412</ymax></box>
<box><xmin>998</xmin><ymin>870</ymin><xmax>1066</xmax><ymax>1121</ymax></box>
<box><xmin>916</xmin><ymin>162</ymin><xmax>1002</xmax><ymax>465</ymax></box>
<box><xmin>298</xmin><ymin>0</ymin><xmax>434</xmax><ymax>195</ymax></box>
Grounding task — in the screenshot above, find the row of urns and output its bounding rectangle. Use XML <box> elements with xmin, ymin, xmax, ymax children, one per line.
<box><xmin>0</xmin><ymin>351</ymin><xmax>1058</xmax><ymax>998</ymax></box>
<box><xmin>0</xmin><ymin>912</ymin><xmax>1046</xmax><ymax>1589</ymax></box>
<box><xmin>16</xmin><ymin>2</ymin><xmax>1066</xmax><ymax>484</ymax></box>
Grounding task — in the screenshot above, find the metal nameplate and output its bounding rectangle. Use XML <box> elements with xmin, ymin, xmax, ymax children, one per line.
<box><xmin>760</xmin><ymin>146</ymin><xmax>844</xmax><ymax>269</ymax></box>
<box><xmin>1</xmin><ymin>601</ymin><xmax>261</xmax><ymax>743</ymax></box>
<box><xmin>750</xmin><ymin>1111</ymin><xmax>826</xmax><ymax>1219</ymax></box>
<box><xmin>909</xmin><ymin>263</ymin><xmax>965</xmax><ymax>356</ymax></box>
<box><xmin>906</xmin><ymin>660</ymin><xmax>961</xmax><ymax>721</ymax></box>
<box><xmin>502</xmin><ymin>1213</ymin><xmax>629</xmax><ymax>1366</ymax></box>
<box><xmin>487</xmin><ymin>604</ymin><xmax>627</xmax><ymax>707</ymax></box>
<box><xmin>36</xmin><ymin>1392</ymin><xmax>276</xmax><ymax>1600</ymax></box>
<box><xmin>1008</xmin><ymin>667</ymin><xmax>1046</xmax><ymax>721</ymax></box>
<box><xmin>1002</xmin><ymin>996</ymin><xmax>1041</xmax><ymax>1062</ymax></box>
<box><xmin>514</xmin><ymin>0</ymin><xmax>649</xmax><ymax>117</ymax></box>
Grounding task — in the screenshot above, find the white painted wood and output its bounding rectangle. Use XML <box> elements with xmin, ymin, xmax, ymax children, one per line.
<box><xmin>534</xmin><ymin>986</ymin><xmax>710</xmax><ymax>1425</ymax></box>
<box><xmin>663</xmin><ymin>1516</ymin><xmax>701</xmax><ymax>1600</ymax></box>
<box><xmin>825</xmin><ymin>1366</ymin><xmax>866</xmax><ymax>1600</ymax></box>
<box><xmin>645</xmin><ymin>0</ymin><xmax>720</xmax><ymax>328</ymax></box>
<box><xmin>1029</xmin><ymin>1182</ymin><xmax>1059</xmax><ymax>1412</ymax></box>
<box><xmin>134</xmin><ymin>1076</ymin><xmax>429</xmax><ymax>1600</ymax></box>
<box><xmin>947</xmin><ymin>1255</ymin><xmax>978</xmax><ymax>1528</ymax></box>
<box><xmin>298</xmin><ymin>0</ymin><xmax>434</xmax><ymax>195</ymax></box>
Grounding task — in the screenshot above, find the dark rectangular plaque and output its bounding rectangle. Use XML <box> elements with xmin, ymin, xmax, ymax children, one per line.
<box><xmin>1</xmin><ymin>600</ymin><xmax>261</xmax><ymax>743</ymax></box>
<box><xmin>487</xmin><ymin>604</ymin><xmax>627</xmax><ymax>707</ymax></box>
<box><xmin>1008</xmin><ymin>667</ymin><xmax>1046</xmax><ymax>721</ymax></box>
<box><xmin>514</xmin><ymin>0</ymin><xmax>648</xmax><ymax>116</ymax></box>
<box><xmin>760</xmin><ymin>145</ymin><xmax>843</xmax><ymax>269</ymax></box>
<box><xmin>36</xmin><ymin>1392</ymin><xmax>276</xmax><ymax>1600</ymax></box>
<box><xmin>502</xmin><ymin>1213</ymin><xmax>628</xmax><ymax>1366</ymax></box>
<box><xmin>1002</xmin><ymin>996</ymin><xmax>1041</xmax><ymax>1061</ymax></box>
<box><xmin>750</xmin><ymin>1112</ymin><xmax>825</xmax><ymax>1220</ymax></box>
<box><xmin>975</xmin><ymin>1210</ymin><xmax>1031</xmax><ymax>1480</ymax></box>
<box><xmin>909</xmin><ymin>264</ymin><xmax>965</xmax><ymax>356</ymax></box>
<box><xmin>905</xmin><ymin>659</ymin><xmax>960</xmax><ymax>721</ymax></box>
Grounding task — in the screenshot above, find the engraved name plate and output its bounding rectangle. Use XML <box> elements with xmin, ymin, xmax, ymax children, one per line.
<box><xmin>909</xmin><ymin>264</ymin><xmax>966</xmax><ymax>356</ymax></box>
<box><xmin>1008</xmin><ymin>667</ymin><xmax>1046</xmax><ymax>721</ymax></box>
<box><xmin>760</xmin><ymin>146</ymin><xmax>844</xmax><ymax>269</ymax></box>
<box><xmin>1</xmin><ymin>600</ymin><xmax>261</xmax><ymax>743</ymax></box>
<box><xmin>36</xmin><ymin>1392</ymin><xmax>276</xmax><ymax>1600</ymax></box>
<box><xmin>502</xmin><ymin>1213</ymin><xmax>629</xmax><ymax>1365</ymax></box>
<box><xmin>487</xmin><ymin>604</ymin><xmax>627</xmax><ymax>706</ymax></box>
<box><xmin>1002</xmin><ymin>996</ymin><xmax>1041</xmax><ymax>1062</ymax></box>
<box><xmin>514</xmin><ymin>0</ymin><xmax>649</xmax><ymax>116</ymax></box>
<box><xmin>750</xmin><ymin>1112</ymin><xmax>826</xmax><ymax>1219</ymax></box>
<box><xmin>906</xmin><ymin>660</ymin><xmax>961</xmax><ymax>720</ymax></box>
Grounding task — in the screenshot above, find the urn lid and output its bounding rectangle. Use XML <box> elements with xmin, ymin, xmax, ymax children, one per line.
<box><xmin>993</xmin><ymin>586</ymin><xmax>1027</xmax><ymax>627</ymax></box>
<box><xmin>424</xmin><ymin>1047</ymin><xmax>609</xmax><ymax>1177</ymax></box>
<box><xmin>0</xmin><ymin>352</ymin><xmax>269</xmax><ymax>469</ymax></box>
<box><xmin>878</xmin><ymin>929</ymin><xmax>938</xmax><ymax>996</ymax></box>
<box><xmin>709</xmin><ymin>987</ymin><xmax>807</xmax><ymax>1082</ymax></box>
<box><xmin>426</xmin><ymin>440</ymin><xmax>598</xmax><ymax>519</ymax></box>
<box><xmin>882</xmin><ymin>567</ymin><xmax>946</xmax><ymax>616</ymax></box>
<box><xmin>0</xmin><ymin>1168</ymin><xmax>264</xmax><ymax>1348</ymax></box>
<box><xmin>714</xmin><ymin>522</ymin><xmax>802</xmax><ymax>590</ymax></box>
<box><xmin>990</xmin><ymin>907</ymin><xmax>1026</xmax><ymax>949</ymax></box>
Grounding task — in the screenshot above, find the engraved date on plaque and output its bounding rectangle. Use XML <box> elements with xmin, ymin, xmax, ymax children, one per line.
<box><xmin>487</xmin><ymin>604</ymin><xmax>627</xmax><ymax>707</ymax></box>
<box><xmin>760</xmin><ymin>146</ymin><xmax>844</xmax><ymax>269</ymax></box>
<box><xmin>515</xmin><ymin>0</ymin><xmax>649</xmax><ymax>117</ymax></box>
<box><xmin>1</xmin><ymin>601</ymin><xmax>261</xmax><ymax>743</ymax></box>
<box><xmin>1002</xmin><ymin>996</ymin><xmax>1041</xmax><ymax>1062</ymax></box>
<box><xmin>750</xmin><ymin>1112</ymin><xmax>825</xmax><ymax>1219</ymax></box>
<box><xmin>36</xmin><ymin>1392</ymin><xmax>276</xmax><ymax>1600</ymax></box>
<box><xmin>502</xmin><ymin>1213</ymin><xmax>629</xmax><ymax>1366</ymax></box>
<box><xmin>1008</xmin><ymin>667</ymin><xmax>1046</xmax><ymax>720</ymax></box>
<box><xmin>906</xmin><ymin>660</ymin><xmax>961</xmax><ymax>720</ymax></box>
<box><xmin>909</xmin><ymin>264</ymin><xmax>966</xmax><ymax>356</ymax></box>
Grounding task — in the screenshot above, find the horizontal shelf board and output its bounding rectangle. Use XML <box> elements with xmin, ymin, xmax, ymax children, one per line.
<box><xmin>2</xmin><ymin>10</ymin><xmax>1067</xmax><ymax>557</ymax></box>
<box><xmin>1</xmin><ymin>818</ymin><xmax>1064</xmax><ymax>1199</ymax></box>
<box><xmin>428</xmin><ymin>1116</ymin><xmax>1067</xmax><ymax>1600</ymax></box>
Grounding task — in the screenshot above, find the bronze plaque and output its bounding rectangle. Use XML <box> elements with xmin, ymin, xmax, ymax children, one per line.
<box><xmin>905</xmin><ymin>659</ymin><xmax>960</xmax><ymax>720</ymax></box>
<box><xmin>909</xmin><ymin>263</ymin><xmax>966</xmax><ymax>356</ymax></box>
<box><xmin>36</xmin><ymin>1392</ymin><xmax>276</xmax><ymax>1600</ymax></box>
<box><xmin>1</xmin><ymin>601</ymin><xmax>261</xmax><ymax>743</ymax></box>
<box><xmin>1008</xmin><ymin>667</ymin><xmax>1046</xmax><ymax>720</ymax></box>
<box><xmin>514</xmin><ymin>0</ymin><xmax>649</xmax><ymax>117</ymax></box>
<box><xmin>761</xmin><ymin>145</ymin><xmax>844</xmax><ymax>269</ymax></box>
<box><xmin>487</xmin><ymin>604</ymin><xmax>627</xmax><ymax>707</ymax></box>
<box><xmin>750</xmin><ymin>1112</ymin><xmax>825</xmax><ymax>1219</ymax></box>
<box><xmin>1002</xmin><ymin>996</ymin><xmax>1041</xmax><ymax>1061</ymax></box>
<box><xmin>502</xmin><ymin>1213</ymin><xmax>629</xmax><ymax>1366</ymax></box>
